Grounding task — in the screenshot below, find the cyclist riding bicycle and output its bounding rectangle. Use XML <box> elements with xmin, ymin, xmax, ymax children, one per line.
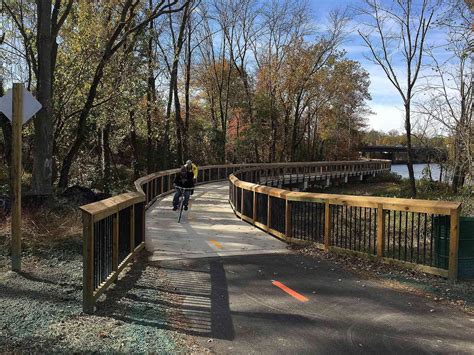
<box><xmin>173</xmin><ymin>166</ymin><xmax>195</xmax><ymax>211</ymax></box>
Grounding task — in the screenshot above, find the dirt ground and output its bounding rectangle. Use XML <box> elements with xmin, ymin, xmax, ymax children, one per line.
<box><xmin>0</xmin><ymin>246</ymin><xmax>206</xmax><ymax>352</ymax></box>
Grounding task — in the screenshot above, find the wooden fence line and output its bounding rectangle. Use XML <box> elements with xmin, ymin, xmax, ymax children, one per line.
<box><xmin>80</xmin><ymin>159</ymin><xmax>393</xmax><ymax>313</ymax></box>
<box><xmin>228</xmin><ymin>165</ymin><xmax>461</xmax><ymax>281</ymax></box>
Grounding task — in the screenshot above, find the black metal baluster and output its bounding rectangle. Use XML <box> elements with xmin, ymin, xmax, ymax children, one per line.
<box><xmin>404</xmin><ymin>212</ymin><xmax>408</xmax><ymax>261</ymax></box>
<box><xmin>431</xmin><ymin>214</ymin><xmax>436</xmax><ymax>267</ymax></box>
<box><xmin>374</xmin><ymin>209</ymin><xmax>377</xmax><ymax>254</ymax></box>
<box><xmin>345</xmin><ymin>206</ymin><xmax>348</xmax><ymax>249</ymax></box>
<box><xmin>352</xmin><ymin>207</ymin><xmax>355</xmax><ymax>250</ymax></box>
<box><xmin>363</xmin><ymin>208</ymin><xmax>367</xmax><ymax>252</ymax></box>
<box><xmin>398</xmin><ymin>211</ymin><xmax>402</xmax><ymax>260</ymax></box>
<box><xmin>366</xmin><ymin>208</ymin><xmax>370</xmax><ymax>253</ymax></box>
<box><xmin>292</xmin><ymin>202</ymin><xmax>296</xmax><ymax>239</ymax></box>
<box><xmin>423</xmin><ymin>214</ymin><xmax>428</xmax><ymax>264</ymax></box>
<box><xmin>333</xmin><ymin>206</ymin><xmax>336</xmax><ymax>246</ymax></box>
<box><xmin>416</xmin><ymin>212</ymin><xmax>421</xmax><ymax>263</ymax></box>
<box><xmin>410</xmin><ymin>212</ymin><xmax>414</xmax><ymax>262</ymax></box>
<box><xmin>320</xmin><ymin>203</ymin><xmax>324</xmax><ymax>241</ymax></box>
<box><xmin>336</xmin><ymin>206</ymin><xmax>340</xmax><ymax>247</ymax></box>
<box><xmin>304</xmin><ymin>202</ymin><xmax>312</xmax><ymax>240</ymax></box>
<box><xmin>387</xmin><ymin>211</ymin><xmax>391</xmax><ymax>258</ymax></box>
<box><xmin>359</xmin><ymin>207</ymin><xmax>362</xmax><ymax>251</ymax></box>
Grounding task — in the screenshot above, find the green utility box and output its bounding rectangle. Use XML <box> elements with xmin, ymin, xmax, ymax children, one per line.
<box><xmin>434</xmin><ymin>216</ymin><xmax>474</xmax><ymax>279</ymax></box>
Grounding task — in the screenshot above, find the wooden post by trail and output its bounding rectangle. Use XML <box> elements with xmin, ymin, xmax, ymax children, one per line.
<box><xmin>11</xmin><ymin>83</ymin><xmax>23</xmax><ymax>272</ymax></box>
<box><xmin>448</xmin><ymin>205</ymin><xmax>461</xmax><ymax>282</ymax></box>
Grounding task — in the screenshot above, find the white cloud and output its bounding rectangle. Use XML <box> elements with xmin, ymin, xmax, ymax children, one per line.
<box><xmin>367</xmin><ymin>103</ymin><xmax>405</xmax><ymax>132</ymax></box>
<box><xmin>367</xmin><ymin>65</ymin><xmax>404</xmax><ymax>100</ymax></box>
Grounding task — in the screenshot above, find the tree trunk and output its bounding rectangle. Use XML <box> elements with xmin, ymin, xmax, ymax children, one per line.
<box><xmin>162</xmin><ymin>79</ymin><xmax>173</xmax><ymax>169</ymax></box>
<box><xmin>404</xmin><ymin>102</ymin><xmax>417</xmax><ymax>197</ymax></box>
<box><xmin>129</xmin><ymin>110</ymin><xmax>140</xmax><ymax>180</ymax></box>
<box><xmin>183</xmin><ymin>17</ymin><xmax>192</xmax><ymax>160</ymax></box>
<box><xmin>291</xmin><ymin>92</ymin><xmax>303</xmax><ymax>161</ymax></box>
<box><xmin>146</xmin><ymin>21</ymin><xmax>156</xmax><ymax>173</ymax></box>
<box><xmin>173</xmin><ymin>78</ymin><xmax>184</xmax><ymax>165</ymax></box>
<box><xmin>270</xmin><ymin>100</ymin><xmax>277</xmax><ymax>162</ymax></box>
<box><xmin>58</xmin><ymin>59</ymin><xmax>107</xmax><ymax>189</ymax></box>
<box><xmin>33</xmin><ymin>0</ymin><xmax>54</xmax><ymax>195</ymax></box>
<box><xmin>99</xmin><ymin>124</ymin><xmax>111</xmax><ymax>194</ymax></box>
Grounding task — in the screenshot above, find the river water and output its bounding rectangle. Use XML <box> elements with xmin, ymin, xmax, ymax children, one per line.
<box><xmin>391</xmin><ymin>163</ymin><xmax>442</xmax><ymax>181</ymax></box>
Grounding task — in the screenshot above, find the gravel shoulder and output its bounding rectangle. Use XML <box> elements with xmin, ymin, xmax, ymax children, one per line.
<box><xmin>0</xmin><ymin>247</ymin><xmax>204</xmax><ymax>353</ymax></box>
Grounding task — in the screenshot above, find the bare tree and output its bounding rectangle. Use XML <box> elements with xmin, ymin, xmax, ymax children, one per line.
<box><xmin>416</xmin><ymin>0</ymin><xmax>472</xmax><ymax>191</ymax></box>
<box><xmin>157</xmin><ymin>0</ymin><xmax>193</xmax><ymax>166</ymax></box>
<box><xmin>252</xmin><ymin>0</ymin><xmax>311</xmax><ymax>162</ymax></box>
<box><xmin>358</xmin><ymin>0</ymin><xmax>439</xmax><ymax>197</ymax></box>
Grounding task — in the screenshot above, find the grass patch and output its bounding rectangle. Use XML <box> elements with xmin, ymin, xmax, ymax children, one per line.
<box><xmin>0</xmin><ymin>203</ymin><xmax>82</xmax><ymax>261</ymax></box>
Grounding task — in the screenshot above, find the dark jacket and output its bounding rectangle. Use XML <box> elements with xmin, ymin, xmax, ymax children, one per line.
<box><xmin>174</xmin><ymin>171</ymin><xmax>195</xmax><ymax>188</ymax></box>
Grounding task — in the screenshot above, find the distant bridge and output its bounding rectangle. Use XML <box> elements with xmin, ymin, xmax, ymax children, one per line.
<box><xmin>360</xmin><ymin>145</ymin><xmax>447</xmax><ymax>163</ymax></box>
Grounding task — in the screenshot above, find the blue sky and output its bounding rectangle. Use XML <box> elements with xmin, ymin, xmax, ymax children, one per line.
<box><xmin>309</xmin><ymin>0</ymin><xmax>440</xmax><ymax>133</ymax></box>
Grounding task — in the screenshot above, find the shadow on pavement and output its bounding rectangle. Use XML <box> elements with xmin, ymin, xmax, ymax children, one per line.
<box><xmin>95</xmin><ymin>252</ymin><xmax>235</xmax><ymax>341</ymax></box>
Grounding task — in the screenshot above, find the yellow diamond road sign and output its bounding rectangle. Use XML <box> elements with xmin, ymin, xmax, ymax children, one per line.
<box><xmin>0</xmin><ymin>87</ymin><xmax>42</xmax><ymax>124</ymax></box>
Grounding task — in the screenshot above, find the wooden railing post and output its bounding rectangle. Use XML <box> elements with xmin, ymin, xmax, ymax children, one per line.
<box><xmin>285</xmin><ymin>199</ymin><xmax>291</xmax><ymax>238</ymax></box>
<box><xmin>376</xmin><ymin>204</ymin><xmax>384</xmax><ymax>258</ymax></box>
<box><xmin>11</xmin><ymin>83</ymin><xmax>23</xmax><ymax>272</ymax></box>
<box><xmin>324</xmin><ymin>201</ymin><xmax>330</xmax><ymax>250</ymax></box>
<box><xmin>448</xmin><ymin>206</ymin><xmax>461</xmax><ymax>281</ymax></box>
<box><xmin>82</xmin><ymin>212</ymin><xmax>94</xmax><ymax>314</ymax></box>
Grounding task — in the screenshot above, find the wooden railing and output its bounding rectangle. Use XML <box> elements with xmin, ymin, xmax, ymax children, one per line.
<box><xmin>80</xmin><ymin>159</ymin><xmax>392</xmax><ymax>312</ymax></box>
<box><xmin>81</xmin><ymin>163</ymin><xmax>261</xmax><ymax>313</ymax></box>
<box><xmin>134</xmin><ymin>164</ymin><xmax>261</xmax><ymax>208</ymax></box>
<box><xmin>80</xmin><ymin>192</ymin><xmax>145</xmax><ymax>313</ymax></box>
<box><xmin>134</xmin><ymin>160</ymin><xmax>391</xmax><ymax>208</ymax></box>
<box><xmin>228</xmin><ymin>163</ymin><xmax>461</xmax><ymax>281</ymax></box>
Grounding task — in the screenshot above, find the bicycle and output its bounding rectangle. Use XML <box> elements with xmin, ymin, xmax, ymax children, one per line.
<box><xmin>174</xmin><ymin>186</ymin><xmax>194</xmax><ymax>223</ymax></box>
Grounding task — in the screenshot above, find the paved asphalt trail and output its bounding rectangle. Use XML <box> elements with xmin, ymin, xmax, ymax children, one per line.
<box><xmin>146</xmin><ymin>182</ymin><xmax>474</xmax><ymax>354</ymax></box>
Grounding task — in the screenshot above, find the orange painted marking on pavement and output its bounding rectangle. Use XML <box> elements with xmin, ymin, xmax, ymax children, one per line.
<box><xmin>272</xmin><ymin>280</ymin><xmax>309</xmax><ymax>302</ymax></box>
<box><xmin>210</xmin><ymin>240</ymin><xmax>222</xmax><ymax>249</ymax></box>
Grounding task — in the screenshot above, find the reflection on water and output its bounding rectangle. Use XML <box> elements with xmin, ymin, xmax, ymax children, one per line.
<box><xmin>391</xmin><ymin>164</ymin><xmax>442</xmax><ymax>181</ymax></box>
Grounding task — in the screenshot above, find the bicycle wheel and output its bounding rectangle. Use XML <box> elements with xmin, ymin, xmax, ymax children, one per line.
<box><xmin>178</xmin><ymin>195</ymin><xmax>184</xmax><ymax>223</ymax></box>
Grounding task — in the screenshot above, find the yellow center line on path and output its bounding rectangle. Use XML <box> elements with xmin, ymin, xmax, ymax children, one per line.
<box><xmin>209</xmin><ymin>240</ymin><xmax>222</xmax><ymax>249</ymax></box>
<box><xmin>272</xmin><ymin>280</ymin><xmax>309</xmax><ymax>302</ymax></box>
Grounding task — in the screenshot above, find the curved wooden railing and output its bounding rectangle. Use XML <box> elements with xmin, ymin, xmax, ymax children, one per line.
<box><xmin>81</xmin><ymin>159</ymin><xmax>426</xmax><ymax>313</ymax></box>
<box><xmin>228</xmin><ymin>163</ymin><xmax>461</xmax><ymax>281</ymax></box>
<box><xmin>80</xmin><ymin>162</ymin><xmax>261</xmax><ymax>312</ymax></box>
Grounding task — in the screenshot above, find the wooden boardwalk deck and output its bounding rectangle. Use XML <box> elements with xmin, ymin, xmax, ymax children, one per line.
<box><xmin>146</xmin><ymin>181</ymin><xmax>289</xmax><ymax>261</ymax></box>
